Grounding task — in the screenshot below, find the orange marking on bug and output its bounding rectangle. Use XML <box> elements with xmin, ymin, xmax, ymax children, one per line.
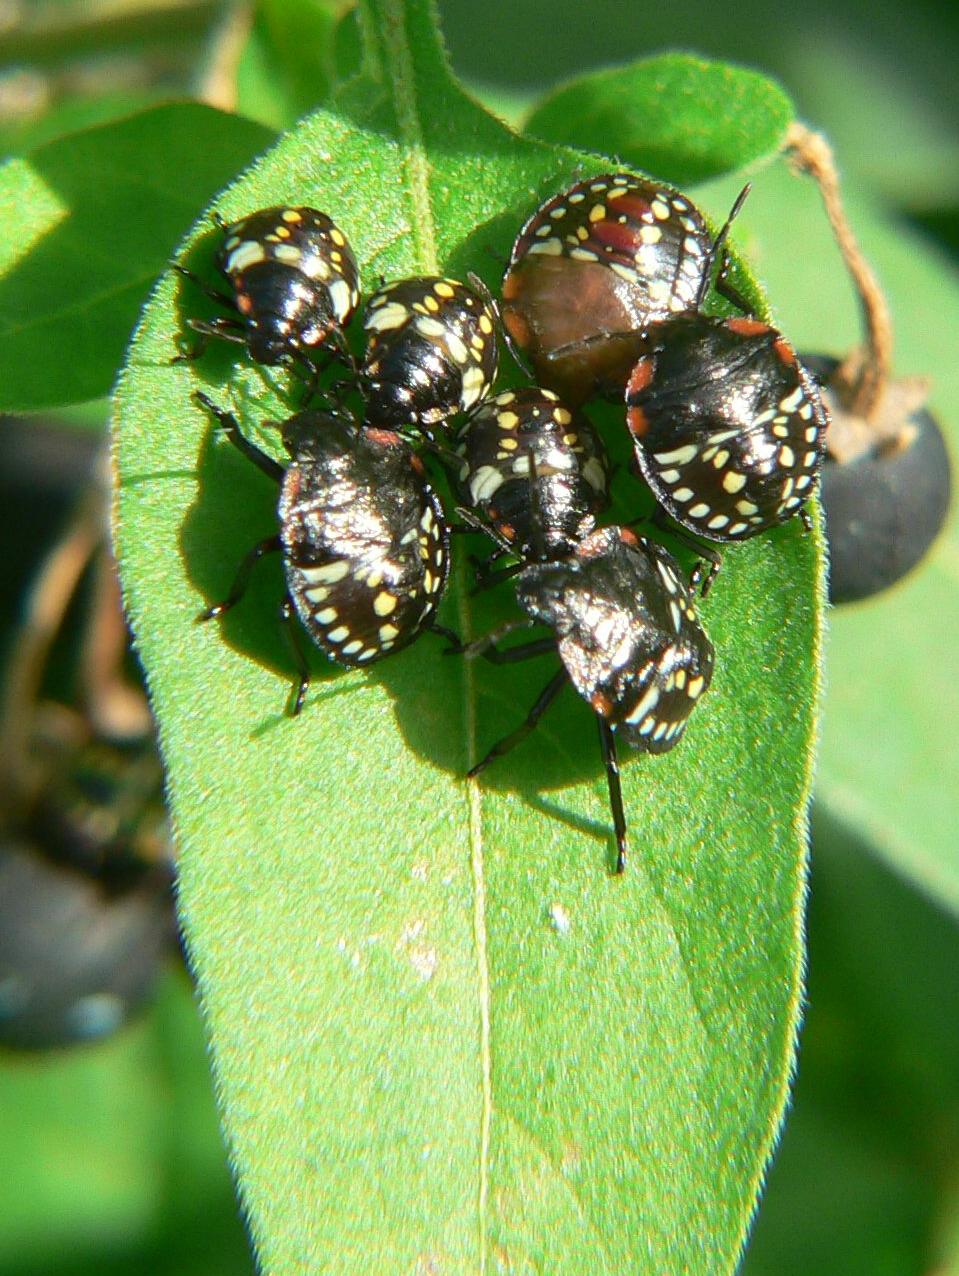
<box><xmin>773</xmin><ymin>337</ymin><xmax>797</xmax><ymax>366</ymax></box>
<box><xmin>365</xmin><ymin>428</ymin><xmax>403</xmax><ymax>447</ymax></box>
<box><xmin>591</xmin><ymin>691</ymin><xmax>614</xmax><ymax>717</ymax></box>
<box><xmin>626</xmin><ymin>404</ymin><xmax>651</xmax><ymax>437</ymax></box>
<box><xmin>501</xmin><ymin>306</ymin><xmax>530</xmax><ymax>349</ymax></box>
<box><xmin>236</xmin><ymin>294</ymin><xmax>253</xmax><ymax>315</ymax></box>
<box><xmin>726</xmin><ymin>317</ymin><xmax>769</xmax><ymax>337</ymax></box>
<box><xmin>618</xmin><ymin>527</ymin><xmax>640</xmax><ymax>547</ymax></box>
<box><xmin>626</xmin><ymin>357</ymin><xmax>654</xmax><ymax>395</ymax></box>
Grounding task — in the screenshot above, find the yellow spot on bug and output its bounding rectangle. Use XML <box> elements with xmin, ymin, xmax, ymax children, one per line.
<box><xmin>282</xmin><ymin>209</ymin><xmax>303</xmax><ymax>223</ymax></box>
<box><xmin>374</xmin><ymin>592</ymin><xmax>398</xmax><ymax>616</ymax></box>
<box><xmin>434</xmin><ymin>280</ymin><xmax>455</xmax><ymax>298</ymax></box>
<box><xmin>589</xmin><ymin>203</ymin><xmax>606</xmax><ymax>222</ymax></box>
<box><xmin>330</xmin><ymin>227</ymin><xmax>346</xmax><ymax>245</ymax></box>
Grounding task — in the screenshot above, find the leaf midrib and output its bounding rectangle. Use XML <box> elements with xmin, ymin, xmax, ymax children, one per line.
<box><xmin>371</xmin><ymin>2</ymin><xmax>491</xmax><ymax>1269</ymax></box>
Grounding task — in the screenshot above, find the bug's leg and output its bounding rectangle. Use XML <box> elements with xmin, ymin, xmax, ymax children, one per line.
<box><xmin>171</xmin><ymin>263</ymin><xmax>236</xmax><ymax>311</ymax></box>
<box><xmin>468</xmin><ymin>668</ymin><xmax>568</xmax><ymax>777</ymax></box>
<box><xmin>197</xmin><ymin>535</ymin><xmax>282</xmax><ymax>622</ymax></box>
<box><xmin>452</xmin><ymin>506</ymin><xmax>515</xmax><ymax>556</ymax></box>
<box><xmin>477</xmin><ymin>636</ymin><xmax>556</xmax><ymax>666</ymax></box>
<box><xmin>280</xmin><ymin>596</ymin><xmax>311</xmax><ymax>716</ymax></box>
<box><xmin>798</xmin><ymin>505</ymin><xmax>814</xmax><ymax>534</ymax></box>
<box><xmin>471</xmin><ymin>559</ymin><xmax>524</xmax><ymax>595</ymax></box>
<box><xmin>650</xmin><ymin>507</ymin><xmax>723</xmax><ymax>596</ymax></box>
<box><xmin>597</xmin><ymin>718</ymin><xmax>628</xmax><ymax>873</ymax></box>
<box><xmin>451</xmin><ymin>618</ymin><xmax>537</xmax><ymax>659</ymax></box>
<box><xmin>426</xmin><ymin>622</ymin><xmax>462</xmax><ymax>649</ymax></box>
<box><xmin>714</xmin><ymin>256</ymin><xmax>754</xmax><ymax>316</ymax></box>
<box><xmin>171</xmin><ymin>317</ymin><xmax>248</xmax><ymax>365</ymax></box>
<box><xmin>194</xmin><ymin>392</ymin><xmax>285</xmax><ymax>483</ymax></box>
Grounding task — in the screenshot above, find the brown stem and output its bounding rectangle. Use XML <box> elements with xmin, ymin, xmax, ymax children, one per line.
<box><xmin>785</xmin><ymin>121</ymin><xmax>893</xmax><ymax>421</ymax></box>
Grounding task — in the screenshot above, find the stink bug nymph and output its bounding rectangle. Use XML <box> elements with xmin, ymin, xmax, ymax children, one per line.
<box><xmin>626</xmin><ymin>314</ymin><xmax>829</xmax><ymax>555</ymax></box>
<box><xmin>501</xmin><ymin>173</ymin><xmax>748</xmax><ymax>404</ymax></box>
<box><xmin>454</xmin><ymin>386</ymin><xmax>610</xmax><ymax>563</ymax></box>
<box><xmin>175</xmin><ymin>206</ymin><xmax>361</xmax><ymax>374</ymax></box>
<box><xmin>361</xmin><ymin>274</ymin><xmax>499</xmax><ymax>437</ymax></box>
<box><xmin>461</xmin><ymin>526</ymin><xmax>714</xmax><ymax>872</ymax></box>
<box><xmin>194</xmin><ymin>393</ymin><xmax>454</xmax><ymax>712</ymax></box>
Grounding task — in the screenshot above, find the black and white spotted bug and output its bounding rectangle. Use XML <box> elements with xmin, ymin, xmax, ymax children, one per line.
<box><xmin>175</xmin><ymin>205</ymin><xmax>361</xmax><ymax>372</ymax></box>
<box><xmin>361</xmin><ymin>274</ymin><xmax>499</xmax><ymax>436</ymax></box>
<box><xmin>461</xmin><ymin>525</ymin><xmax>714</xmax><ymax>872</ymax></box>
<box><xmin>194</xmin><ymin>393</ymin><xmax>453</xmax><ymax>712</ymax></box>
<box><xmin>501</xmin><ymin>172</ymin><xmax>748</xmax><ymax>404</ymax></box>
<box><xmin>454</xmin><ymin>386</ymin><xmax>609</xmax><ymax>562</ymax></box>
<box><xmin>626</xmin><ymin>314</ymin><xmax>829</xmax><ymax>555</ymax></box>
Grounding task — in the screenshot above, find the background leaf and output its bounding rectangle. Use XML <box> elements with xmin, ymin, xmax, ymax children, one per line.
<box><xmin>113</xmin><ymin>6</ymin><xmax>819</xmax><ymax>1272</ymax></box>
<box><xmin>523</xmin><ymin>52</ymin><xmax>794</xmax><ymax>186</ymax></box>
<box><xmin>0</xmin><ymin>971</ymin><xmax>252</xmax><ymax>1276</ymax></box>
<box><xmin>0</xmin><ymin>104</ymin><xmax>275</xmax><ymax>414</ymax></box>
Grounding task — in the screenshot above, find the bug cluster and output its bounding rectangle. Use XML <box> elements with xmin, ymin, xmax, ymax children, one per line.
<box><xmin>178</xmin><ymin>175</ymin><xmax>828</xmax><ymax>872</ymax></box>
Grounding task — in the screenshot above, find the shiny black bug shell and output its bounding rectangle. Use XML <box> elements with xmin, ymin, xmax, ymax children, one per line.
<box><xmin>454</xmin><ymin>386</ymin><xmax>610</xmax><ymax>559</ymax></box>
<box><xmin>502</xmin><ymin>173</ymin><xmax>716</xmax><ymax>403</ymax></box>
<box><xmin>361</xmin><ymin>275</ymin><xmax>498</xmax><ymax>433</ymax></box>
<box><xmin>216</xmin><ymin>206</ymin><xmax>360</xmax><ymax>365</ymax></box>
<box><xmin>278</xmin><ymin>414</ymin><xmax>450</xmax><ymax>665</ymax></box>
<box><xmin>626</xmin><ymin>314</ymin><xmax>829</xmax><ymax>541</ymax></box>
<box><xmin>516</xmin><ymin>526</ymin><xmax>714</xmax><ymax>751</ymax></box>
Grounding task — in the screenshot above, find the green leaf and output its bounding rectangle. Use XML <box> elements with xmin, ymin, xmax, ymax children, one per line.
<box><xmin>0</xmin><ymin>104</ymin><xmax>276</xmax><ymax>414</ymax></box>
<box><xmin>691</xmin><ymin>162</ymin><xmax>959</xmax><ymax>916</ymax></box>
<box><xmin>742</xmin><ymin>810</ymin><xmax>959</xmax><ymax>1275</ymax></box>
<box><xmin>523</xmin><ymin>53</ymin><xmax>794</xmax><ymax>187</ymax></box>
<box><xmin>114</xmin><ymin>4</ymin><xmax>820</xmax><ymax>1270</ymax></box>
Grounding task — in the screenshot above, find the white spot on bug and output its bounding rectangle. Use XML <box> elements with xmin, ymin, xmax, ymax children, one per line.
<box><xmin>639</xmin><ymin>224</ymin><xmax>662</xmax><ymax>245</ymax></box>
<box><xmin>626</xmin><ymin>683</ymin><xmax>660</xmax><ymax>725</ymax></box>
<box><xmin>470</xmin><ymin>465</ymin><xmax>504</xmax><ymax>504</ymax></box>
<box><xmin>365</xmin><ymin>301</ymin><xmax>410</xmax><ymax>332</ymax></box>
<box><xmin>304</xmin><ymin>585</ymin><xmax>330</xmax><ymax>603</ymax></box>
<box><xmin>723</xmin><ymin>471</ymin><xmax>746</xmax><ymax>493</ymax></box>
<box><xmin>272</xmin><ymin>243</ymin><xmax>303</xmax><ymax>266</ymax></box>
<box><xmin>688</xmin><ymin>502</ymin><xmax>710</xmax><ymax>519</ymax></box>
<box><xmin>315</xmin><ymin>607</ymin><xmax>338</xmax><ymax>624</ymax></box>
<box><xmin>374</xmin><ymin>592</ymin><xmax>397</xmax><ymax>616</ymax></box>
<box><xmin>780</xmin><ymin>445</ymin><xmax>796</xmax><ymax>468</ymax></box>
<box><xmin>659</xmin><ymin>468</ymin><xmax>681</xmax><ymax>484</ymax></box>
<box><xmin>342</xmin><ymin>640</ymin><xmax>364</xmax><ymax>655</ymax></box>
<box><xmin>779</xmin><ymin>386</ymin><xmax>804</xmax><ymax>411</ymax></box>
<box><xmin>609</xmin><ymin>261</ymin><xmax>639</xmax><ymax>283</ymax></box>
<box><xmin>327</xmin><ymin>626</ymin><xmax>350</xmax><ymax>643</ymax></box>
<box><xmin>226</xmin><ymin>240</ymin><xmax>267</xmax><ymax>273</ymax></box>
<box><xmin>653</xmin><ymin>443</ymin><xmax>698</xmax><ymax>466</ymax></box>
<box><xmin>328</xmin><ymin>278</ymin><xmax>353</xmax><ymax>320</ymax></box>
<box><xmin>569</xmin><ymin>247</ymin><xmax>599</xmax><ymax>262</ymax></box>
<box><xmin>379</xmin><ymin>623</ymin><xmax>400</xmax><ymax>641</ymax></box>
<box><xmin>795</xmin><ymin>474</ymin><xmax>813</xmax><ymax>490</ymax></box>
<box><xmin>672</xmin><ymin>486</ymin><xmax>694</xmax><ymax>503</ymax></box>
<box><xmin>669</xmin><ymin>600</ymin><xmax>682</xmax><ymax>631</ymax></box>
<box><xmin>528</xmin><ymin>238</ymin><xmax>564</xmax><ymax>256</ymax></box>
<box><xmin>302</xmin><ymin>560</ymin><xmax>350</xmax><ymax>584</ymax></box>
<box><xmin>687</xmin><ymin>675</ymin><xmax>705</xmax><ymax>699</ymax></box>
<box><xmin>736</xmin><ymin>498</ymin><xmax>758</xmax><ymax>515</ymax></box>
<box><xmin>727</xmin><ymin>521</ymin><xmax>748</xmax><ymax>535</ymax></box>
<box><xmin>651</xmin><ymin>199</ymin><xmax>670</xmax><ymax>220</ymax></box>
<box><xmin>707</xmin><ymin>514</ymin><xmax>729</xmax><ymax>530</ymax></box>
